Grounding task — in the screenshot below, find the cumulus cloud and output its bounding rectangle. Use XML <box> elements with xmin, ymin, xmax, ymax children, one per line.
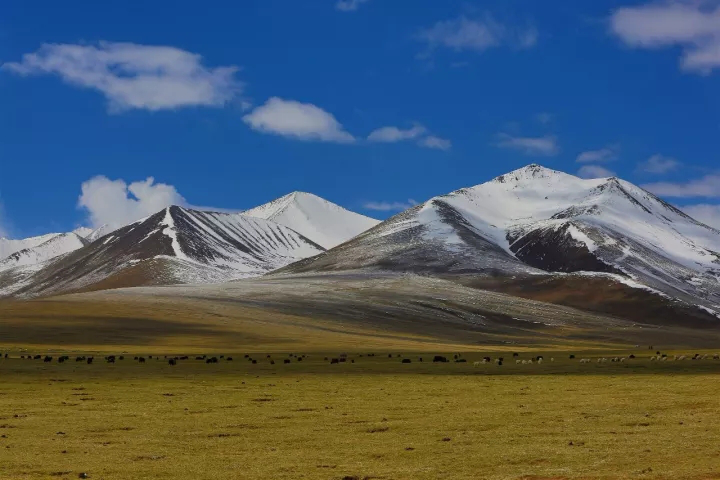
<box><xmin>367</xmin><ymin>125</ymin><xmax>427</xmax><ymax>143</ymax></box>
<box><xmin>637</xmin><ymin>154</ymin><xmax>681</xmax><ymax>174</ymax></box>
<box><xmin>416</xmin><ymin>15</ymin><xmax>537</xmax><ymax>53</ymax></box>
<box><xmin>336</xmin><ymin>0</ymin><xmax>369</xmax><ymax>11</ymax></box>
<box><xmin>78</xmin><ymin>176</ymin><xmax>186</xmax><ymax>229</ymax></box>
<box><xmin>363</xmin><ymin>199</ymin><xmax>418</xmax><ymax>211</ymax></box>
<box><xmin>496</xmin><ymin>134</ymin><xmax>559</xmax><ymax>156</ymax></box>
<box><xmin>418</xmin><ymin>135</ymin><xmax>452</xmax><ymax>150</ymax></box>
<box><xmin>243</xmin><ymin>97</ymin><xmax>355</xmax><ymax>143</ymax></box>
<box><xmin>682</xmin><ymin>203</ymin><xmax>720</xmax><ymax>229</ymax></box>
<box><xmin>610</xmin><ymin>2</ymin><xmax>720</xmax><ymax>74</ymax></box>
<box><xmin>642</xmin><ymin>174</ymin><xmax>720</xmax><ymax>197</ymax></box>
<box><xmin>577</xmin><ymin>165</ymin><xmax>616</xmax><ymax>179</ymax></box>
<box><xmin>2</xmin><ymin>42</ymin><xmax>242</xmax><ymax>112</ymax></box>
<box><xmin>576</xmin><ymin>146</ymin><xmax>618</xmax><ymax>163</ymax></box>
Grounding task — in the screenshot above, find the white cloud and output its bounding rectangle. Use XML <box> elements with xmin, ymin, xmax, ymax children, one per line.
<box><xmin>682</xmin><ymin>203</ymin><xmax>720</xmax><ymax>229</ymax></box>
<box><xmin>642</xmin><ymin>174</ymin><xmax>720</xmax><ymax>197</ymax></box>
<box><xmin>2</xmin><ymin>42</ymin><xmax>242</xmax><ymax>112</ymax></box>
<box><xmin>363</xmin><ymin>199</ymin><xmax>418</xmax><ymax>211</ymax></box>
<box><xmin>78</xmin><ymin>176</ymin><xmax>186</xmax><ymax>229</ymax></box>
<box><xmin>610</xmin><ymin>2</ymin><xmax>720</xmax><ymax>74</ymax></box>
<box><xmin>576</xmin><ymin>146</ymin><xmax>618</xmax><ymax>163</ymax></box>
<box><xmin>367</xmin><ymin>125</ymin><xmax>427</xmax><ymax>142</ymax></box>
<box><xmin>577</xmin><ymin>165</ymin><xmax>616</xmax><ymax>179</ymax></box>
<box><xmin>336</xmin><ymin>0</ymin><xmax>369</xmax><ymax>12</ymax></box>
<box><xmin>496</xmin><ymin>134</ymin><xmax>559</xmax><ymax>156</ymax></box>
<box><xmin>418</xmin><ymin>135</ymin><xmax>452</xmax><ymax>150</ymax></box>
<box><xmin>242</xmin><ymin>97</ymin><xmax>354</xmax><ymax>143</ymax></box>
<box><xmin>638</xmin><ymin>154</ymin><xmax>681</xmax><ymax>174</ymax></box>
<box><xmin>416</xmin><ymin>15</ymin><xmax>537</xmax><ymax>53</ymax></box>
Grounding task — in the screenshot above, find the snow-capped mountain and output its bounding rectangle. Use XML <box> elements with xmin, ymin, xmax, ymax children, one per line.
<box><xmin>243</xmin><ymin>191</ymin><xmax>380</xmax><ymax>249</ymax></box>
<box><xmin>0</xmin><ymin>232</ymin><xmax>88</xmax><ymax>272</ymax></box>
<box><xmin>0</xmin><ymin>233</ymin><xmax>64</xmax><ymax>260</ymax></box>
<box><xmin>283</xmin><ymin>165</ymin><xmax>720</xmax><ymax>314</ymax></box>
<box><xmin>0</xmin><ymin>206</ymin><xmax>324</xmax><ymax>297</ymax></box>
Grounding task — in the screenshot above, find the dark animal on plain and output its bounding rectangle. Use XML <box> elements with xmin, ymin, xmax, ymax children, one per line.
<box><xmin>168</xmin><ymin>359</ymin><xmax>176</xmax><ymax>366</ymax></box>
<box><xmin>270</xmin><ymin>360</ymin><xmax>274</xmax><ymax>365</ymax></box>
<box><xmin>433</xmin><ymin>356</ymin><xmax>448</xmax><ymax>363</ymax></box>
<box><xmin>455</xmin><ymin>359</ymin><xmax>467</xmax><ymax>363</ymax></box>
<box><xmin>401</xmin><ymin>359</ymin><xmax>411</xmax><ymax>364</ymax></box>
<box><xmin>284</xmin><ymin>359</ymin><xmax>291</xmax><ymax>364</ymax></box>
<box><xmin>180</xmin><ymin>356</ymin><xmax>188</xmax><ymax>360</ymax></box>
<box><xmin>149</xmin><ymin>355</ymin><xmax>153</xmax><ymax>359</ymax></box>
<box><xmin>297</xmin><ymin>357</ymin><xmax>302</xmax><ymax>362</ymax></box>
<box><xmin>388</xmin><ymin>354</ymin><xmax>392</xmax><ymax>358</ymax></box>
<box><xmin>324</xmin><ymin>357</ymin><xmax>328</xmax><ymax>361</ymax></box>
<box><xmin>220</xmin><ymin>355</ymin><xmax>224</xmax><ymax>359</ymax></box>
<box><xmin>498</xmin><ymin>360</ymin><xmax>503</xmax><ymax>366</ymax></box>
<box><xmin>20</xmin><ymin>355</ymin><xmax>25</xmax><ymax>359</ymax></box>
<box><xmin>58</xmin><ymin>357</ymin><xmax>65</xmax><ymax>363</ymax></box>
<box><xmin>106</xmin><ymin>355</ymin><xmax>116</xmax><ymax>363</ymax></box>
<box><xmin>339</xmin><ymin>358</ymin><xmax>346</xmax><ymax>363</ymax></box>
<box><xmin>513</xmin><ymin>353</ymin><xmax>519</xmax><ymax>357</ymax></box>
<box><xmin>196</xmin><ymin>356</ymin><xmax>204</xmax><ymax>360</ymax></box>
<box><xmin>569</xmin><ymin>354</ymin><xmax>575</xmax><ymax>359</ymax></box>
<box><xmin>227</xmin><ymin>357</ymin><xmax>233</xmax><ymax>361</ymax></box>
<box><xmin>134</xmin><ymin>357</ymin><xmax>139</xmax><ymax>360</ymax></box>
<box><xmin>34</xmin><ymin>355</ymin><xmax>41</xmax><ymax>360</ymax></box>
<box><xmin>267</xmin><ymin>355</ymin><xmax>271</xmax><ymax>359</ymax></box>
<box><xmin>330</xmin><ymin>358</ymin><xmax>339</xmax><ymax>364</ymax></box>
<box><xmin>454</xmin><ymin>354</ymin><xmax>458</xmax><ymax>360</ymax></box>
<box><xmin>119</xmin><ymin>356</ymin><xmax>124</xmax><ymax>360</ymax></box>
<box><xmin>244</xmin><ymin>354</ymin><xmax>249</xmax><ymax>359</ymax></box>
<box><xmin>251</xmin><ymin>360</ymin><xmax>257</xmax><ymax>364</ymax></box>
<box><xmin>498</xmin><ymin>357</ymin><xmax>504</xmax><ymax>362</ymax></box>
<box><xmin>629</xmin><ymin>354</ymin><xmax>635</xmax><ymax>359</ymax></box>
<box><xmin>44</xmin><ymin>356</ymin><xmax>52</xmax><ymax>363</ymax></box>
<box><xmin>418</xmin><ymin>357</ymin><xmax>423</xmax><ymax>362</ymax></box>
<box><xmin>87</xmin><ymin>357</ymin><xmax>94</xmax><ymax>364</ymax></box>
<box><xmin>483</xmin><ymin>356</ymin><xmax>491</xmax><ymax>362</ymax></box>
<box><xmin>351</xmin><ymin>359</ymin><xmax>355</xmax><ymax>363</ymax></box>
<box><xmin>75</xmin><ymin>356</ymin><xmax>85</xmax><ymax>362</ymax></box>
<box><xmin>139</xmin><ymin>357</ymin><xmax>146</xmax><ymax>363</ymax></box>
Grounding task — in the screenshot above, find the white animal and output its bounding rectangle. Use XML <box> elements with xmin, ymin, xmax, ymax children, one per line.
<box><xmin>473</xmin><ymin>361</ymin><xmax>481</xmax><ymax>367</ymax></box>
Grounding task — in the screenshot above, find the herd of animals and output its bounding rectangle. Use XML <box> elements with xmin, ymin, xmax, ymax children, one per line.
<box><xmin>1</xmin><ymin>350</ymin><xmax>719</xmax><ymax>366</ymax></box>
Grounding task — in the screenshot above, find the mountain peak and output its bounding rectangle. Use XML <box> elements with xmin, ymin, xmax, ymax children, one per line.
<box><xmin>244</xmin><ymin>192</ymin><xmax>380</xmax><ymax>249</ymax></box>
<box><xmin>493</xmin><ymin>164</ymin><xmax>571</xmax><ymax>184</ymax></box>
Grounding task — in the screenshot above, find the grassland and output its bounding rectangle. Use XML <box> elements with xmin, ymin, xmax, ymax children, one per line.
<box><xmin>2</xmin><ymin>352</ymin><xmax>720</xmax><ymax>480</ymax></box>
<box><xmin>2</xmin><ymin>276</ymin><xmax>720</xmax><ymax>479</ymax></box>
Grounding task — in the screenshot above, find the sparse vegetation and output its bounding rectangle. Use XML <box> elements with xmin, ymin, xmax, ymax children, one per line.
<box><xmin>1</xmin><ymin>350</ymin><xmax>720</xmax><ymax>479</ymax></box>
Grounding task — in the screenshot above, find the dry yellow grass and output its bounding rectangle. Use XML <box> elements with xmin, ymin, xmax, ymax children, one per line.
<box><xmin>2</xmin><ymin>354</ymin><xmax>720</xmax><ymax>480</ymax></box>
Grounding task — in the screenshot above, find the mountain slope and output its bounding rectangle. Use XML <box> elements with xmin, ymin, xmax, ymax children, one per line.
<box><xmin>281</xmin><ymin>165</ymin><xmax>720</xmax><ymax>314</ymax></box>
<box><xmin>243</xmin><ymin>191</ymin><xmax>380</xmax><ymax>249</ymax></box>
<box><xmin>1</xmin><ymin>206</ymin><xmax>324</xmax><ymax>298</ymax></box>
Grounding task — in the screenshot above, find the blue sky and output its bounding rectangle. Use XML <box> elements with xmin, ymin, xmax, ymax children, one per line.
<box><xmin>1</xmin><ymin>0</ymin><xmax>720</xmax><ymax>237</ymax></box>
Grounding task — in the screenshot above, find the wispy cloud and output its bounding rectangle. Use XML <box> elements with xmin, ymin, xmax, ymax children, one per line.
<box><xmin>367</xmin><ymin>124</ymin><xmax>451</xmax><ymax>150</ymax></box>
<box><xmin>576</xmin><ymin>146</ymin><xmax>618</xmax><ymax>163</ymax></box>
<box><xmin>682</xmin><ymin>204</ymin><xmax>720</xmax><ymax>229</ymax></box>
<box><xmin>637</xmin><ymin>154</ymin><xmax>681</xmax><ymax>174</ymax></box>
<box><xmin>2</xmin><ymin>42</ymin><xmax>242</xmax><ymax>112</ymax></box>
<box><xmin>577</xmin><ymin>165</ymin><xmax>615</xmax><ymax>179</ymax></box>
<box><xmin>610</xmin><ymin>2</ymin><xmax>720</xmax><ymax>74</ymax></box>
<box><xmin>416</xmin><ymin>15</ymin><xmax>537</xmax><ymax>54</ymax></box>
<box><xmin>535</xmin><ymin>112</ymin><xmax>553</xmax><ymax>125</ymax></box>
<box><xmin>335</xmin><ymin>0</ymin><xmax>369</xmax><ymax>12</ymax></box>
<box><xmin>367</xmin><ymin>125</ymin><xmax>426</xmax><ymax>143</ymax></box>
<box><xmin>363</xmin><ymin>199</ymin><xmax>418</xmax><ymax>211</ymax></box>
<box><xmin>78</xmin><ymin>176</ymin><xmax>186</xmax><ymax>229</ymax></box>
<box><xmin>642</xmin><ymin>174</ymin><xmax>720</xmax><ymax>197</ymax></box>
<box><xmin>496</xmin><ymin>134</ymin><xmax>559</xmax><ymax>156</ymax></box>
<box><xmin>243</xmin><ymin>97</ymin><xmax>355</xmax><ymax>143</ymax></box>
<box><xmin>419</xmin><ymin>135</ymin><xmax>452</xmax><ymax>150</ymax></box>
